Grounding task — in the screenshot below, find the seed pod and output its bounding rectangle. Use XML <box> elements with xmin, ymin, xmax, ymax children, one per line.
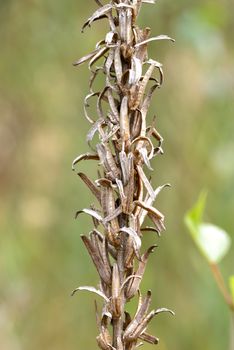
<box><xmin>98</xmin><ymin>178</ymin><xmax>120</xmax><ymax>234</ymax></box>
<box><xmin>111</xmin><ymin>263</ymin><xmax>122</xmax><ymax>318</ymax></box>
<box><xmin>120</xmin><ymin>96</ymin><xmax>130</xmax><ymax>145</ymax></box>
<box><xmin>114</xmin><ymin>43</ymin><xmax>123</xmax><ymax>85</ymax></box>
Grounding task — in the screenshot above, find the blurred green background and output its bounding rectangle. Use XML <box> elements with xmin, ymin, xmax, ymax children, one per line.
<box><xmin>0</xmin><ymin>0</ymin><xmax>234</xmax><ymax>349</ymax></box>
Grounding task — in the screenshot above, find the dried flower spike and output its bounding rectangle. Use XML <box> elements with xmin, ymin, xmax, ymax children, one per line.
<box><xmin>72</xmin><ymin>1</ymin><xmax>175</xmax><ymax>349</ymax></box>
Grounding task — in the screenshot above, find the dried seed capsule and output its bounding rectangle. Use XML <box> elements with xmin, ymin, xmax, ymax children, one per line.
<box><xmin>111</xmin><ymin>263</ymin><xmax>122</xmax><ymax>318</ymax></box>
<box><xmin>120</xmin><ymin>96</ymin><xmax>130</xmax><ymax>145</ymax></box>
<box><xmin>97</xmin><ymin>178</ymin><xmax>120</xmax><ymax>234</ymax></box>
<box><xmin>114</xmin><ymin>43</ymin><xmax>123</xmax><ymax>85</ymax></box>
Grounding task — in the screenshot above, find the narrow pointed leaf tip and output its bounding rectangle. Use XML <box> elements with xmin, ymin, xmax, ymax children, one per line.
<box><xmin>185</xmin><ymin>190</ymin><xmax>207</xmax><ymax>227</ymax></box>
<box><xmin>71</xmin><ymin>286</ymin><xmax>109</xmax><ymax>302</ymax></box>
<box><xmin>142</xmin><ymin>0</ymin><xmax>157</xmax><ymax>3</ymax></box>
<box><xmin>135</xmin><ymin>35</ymin><xmax>175</xmax><ymax>48</ymax></box>
<box><xmin>155</xmin><ymin>307</ymin><xmax>175</xmax><ymax>316</ymax></box>
<box><xmin>185</xmin><ymin>192</ymin><xmax>231</xmax><ymax>263</ymax></box>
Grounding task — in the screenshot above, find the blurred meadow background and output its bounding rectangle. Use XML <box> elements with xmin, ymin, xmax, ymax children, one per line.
<box><xmin>0</xmin><ymin>0</ymin><xmax>234</xmax><ymax>349</ymax></box>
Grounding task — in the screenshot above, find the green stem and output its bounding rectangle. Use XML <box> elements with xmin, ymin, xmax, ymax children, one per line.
<box><xmin>230</xmin><ymin>313</ymin><xmax>234</xmax><ymax>350</ymax></box>
<box><xmin>210</xmin><ymin>263</ymin><xmax>234</xmax><ymax>312</ymax></box>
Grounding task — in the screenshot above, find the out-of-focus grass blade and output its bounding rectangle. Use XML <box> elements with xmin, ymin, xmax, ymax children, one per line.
<box><xmin>185</xmin><ymin>190</ymin><xmax>207</xmax><ymax>228</ymax></box>
<box><xmin>229</xmin><ymin>276</ymin><xmax>234</xmax><ymax>302</ymax></box>
<box><xmin>185</xmin><ymin>191</ymin><xmax>231</xmax><ymax>263</ymax></box>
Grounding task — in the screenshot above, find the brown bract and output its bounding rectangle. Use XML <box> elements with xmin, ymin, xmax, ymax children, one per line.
<box><xmin>71</xmin><ymin>1</ymin><xmax>175</xmax><ymax>349</ymax></box>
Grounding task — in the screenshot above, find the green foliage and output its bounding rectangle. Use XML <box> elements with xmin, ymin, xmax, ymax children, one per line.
<box><xmin>230</xmin><ymin>276</ymin><xmax>234</xmax><ymax>302</ymax></box>
<box><xmin>185</xmin><ymin>192</ymin><xmax>231</xmax><ymax>263</ymax></box>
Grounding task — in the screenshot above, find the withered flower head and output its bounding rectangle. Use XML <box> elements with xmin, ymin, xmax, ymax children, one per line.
<box><xmin>71</xmin><ymin>1</ymin><xmax>175</xmax><ymax>349</ymax></box>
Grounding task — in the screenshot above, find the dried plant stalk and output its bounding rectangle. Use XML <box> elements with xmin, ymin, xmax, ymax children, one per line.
<box><xmin>72</xmin><ymin>1</ymin><xmax>175</xmax><ymax>349</ymax></box>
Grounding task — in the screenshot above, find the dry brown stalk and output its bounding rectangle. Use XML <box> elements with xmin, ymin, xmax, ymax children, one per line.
<box><xmin>72</xmin><ymin>1</ymin><xmax>175</xmax><ymax>348</ymax></box>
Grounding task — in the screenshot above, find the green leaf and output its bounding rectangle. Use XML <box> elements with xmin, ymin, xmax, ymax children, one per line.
<box><xmin>229</xmin><ymin>276</ymin><xmax>234</xmax><ymax>302</ymax></box>
<box><xmin>195</xmin><ymin>223</ymin><xmax>231</xmax><ymax>263</ymax></box>
<box><xmin>185</xmin><ymin>191</ymin><xmax>231</xmax><ymax>263</ymax></box>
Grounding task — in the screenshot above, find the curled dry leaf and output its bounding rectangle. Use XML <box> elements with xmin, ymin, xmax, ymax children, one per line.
<box><xmin>82</xmin><ymin>4</ymin><xmax>114</xmax><ymax>32</ymax></box>
<box><xmin>141</xmin><ymin>226</ymin><xmax>159</xmax><ymax>234</ymax></box>
<box><xmin>76</xmin><ymin>208</ymin><xmax>103</xmax><ymax>222</ymax></box>
<box><xmin>71</xmin><ymin>286</ymin><xmax>109</xmax><ymax>302</ymax></box>
<box><xmin>124</xmin><ymin>290</ymin><xmax>152</xmax><ymax>340</ymax></box>
<box><xmin>73</xmin><ymin>48</ymin><xmax>100</xmax><ymax>66</ymax></box>
<box><xmin>142</xmin><ymin>0</ymin><xmax>156</xmax><ymax>3</ymax></box>
<box><xmin>89</xmin><ymin>46</ymin><xmax>109</xmax><ymax>72</ymax></box>
<box><xmin>134</xmin><ymin>35</ymin><xmax>175</xmax><ymax>48</ymax></box>
<box><xmin>86</xmin><ymin>118</ymin><xmax>106</xmax><ymax>149</ymax></box>
<box><xmin>135</xmin><ymin>200</ymin><xmax>165</xmax><ymax>233</ymax></box>
<box><xmin>78</xmin><ymin>172</ymin><xmax>101</xmax><ymax>203</ymax></box>
<box><xmin>136</xmin><ymin>165</ymin><xmax>155</xmax><ymax>200</ymax></box>
<box><xmin>107</xmin><ymin>89</ymin><xmax>120</xmax><ymax>122</ymax></box>
<box><xmin>125</xmin><ymin>245</ymin><xmax>156</xmax><ymax>299</ymax></box>
<box><xmin>72</xmin><ymin>153</ymin><xmax>99</xmax><ymax>170</ymax></box>
<box><xmin>81</xmin><ymin>234</ymin><xmax>112</xmax><ymax>285</ymax></box>
<box><xmin>139</xmin><ymin>332</ymin><xmax>159</xmax><ymax>345</ymax></box>
<box><xmin>127</xmin><ymin>307</ymin><xmax>174</xmax><ymax>342</ymax></box>
<box><xmin>120</xmin><ymin>227</ymin><xmax>141</xmax><ymax>256</ymax></box>
<box><xmin>96</xmin><ymin>143</ymin><xmax>120</xmax><ymax>181</ymax></box>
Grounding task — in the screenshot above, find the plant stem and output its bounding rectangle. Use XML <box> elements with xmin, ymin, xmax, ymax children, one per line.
<box><xmin>113</xmin><ymin>244</ymin><xmax>125</xmax><ymax>348</ymax></box>
<box><xmin>230</xmin><ymin>313</ymin><xmax>234</xmax><ymax>350</ymax></box>
<box><xmin>113</xmin><ymin>317</ymin><xmax>123</xmax><ymax>348</ymax></box>
<box><xmin>210</xmin><ymin>263</ymin><xmax>234</xmax><ymax>312</ymax></box>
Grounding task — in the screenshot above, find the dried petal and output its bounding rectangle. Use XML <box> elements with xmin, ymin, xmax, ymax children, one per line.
<box><xmin>72</xmin><ymin>153</ymin><xmax>99</xmax><ymax>170</ymax></box>
<box><xmin>119</xmin><ymin>227</ymin><xmax>141</xmax><ymax>258</ymax></box>
<box><xmin>142</xmin><ymin>0</ymin><xmax>156</xmax><ymax>3</ymax></box>
<box><xmin>124</xmin><ymin>290</ymin><xmax>152</xmax><ymax>340</ymax></box>
<box><xmin>76</xmin><ymin>208</ymin><xmax>103</xmax><ymax>222</ymax></box>
<box><xmin>84</xmin><ymin>92</ymin><xmax>100</xmax><ymax>123</ymax></box>
<box><xmin>81</xmin><ymin>234</ymin><xmax>111</xmax><ymax>284</ymax></box>
<box><xmin>96</xmin><ymin>143</ymin><xmax>120</xmax><ymax>181</ymax></box>
<box><xmin>125</xmin><ymin>246</ymin><xmax>156</xmax><ymax>299</ymax></box>
<box><xmin>87</xmin><ymin>118</ymin><xmax>105</xmax><ymax>149</ymax></box>
<box><xmin>73</xmin><ymin>49</ymin><xmax>100</xmax><ymax>66</ymax></box>
<box><xmin>130</xmin><ymin>59</ymin><xmax>163</xmax><ymax>110</ymax></box>
<box><xmin>107</xmin><ymin>89</ymin><xmax>119</xmax><ymax>122</ymax></box>
<box><xmin>134</xmin><ymin>200</ymin><xmax>164</xmax><ymax>232</ymax></box>
<box><xmin>135</xmin><ymin>35</ymin><xmax>175</xmax><ymax>48</ymax></box>
<box><xmin>136</xmin><ymin>165</ymin><xmax>155</xmax><ymax>200</ymax></box>
<box><xmin>78</xmin><ymin>172</ymin><xmax>101</xmax><ymax>203</ymax></box>
<box><xmin>82</xmin><ymin>4</ymin><xmax>113</xmax><ymax>32</ymax></box>
<box><xmin>97</xmin><ymin>178</ymin><xmax>120</xmax><ymax>233</ymax></box>
<box><xmin>130</xmin><ymin>110</ymin><xmax>142</xmax><ymax>140</ymax></box>
<box><xmin>139</xmin><ymin>332</ymin><xmax>159</xmax><ymax>345</ymax></box>
<box><xmin>71</xmin><ymin>286</ymin><xmax>109</xmax><ymax>302</ymax></box>
<box><xmin>89</xmin><ymin>46</ymin><xmax>109</xmax><ymax>72</ymax></box>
